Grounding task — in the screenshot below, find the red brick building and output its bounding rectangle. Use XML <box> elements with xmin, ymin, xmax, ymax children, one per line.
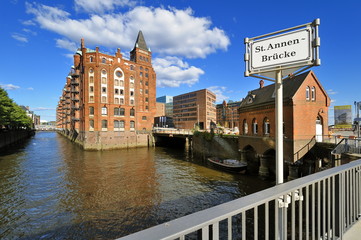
<box><xmin>57</xmin><ymin>31</ymin><xmax>156</xmax><ymax>149</ymax></box>
<box><xmin>237</xmin><ymin>71</ymin><xmax>330</xmax><ymax>177</ymax></box>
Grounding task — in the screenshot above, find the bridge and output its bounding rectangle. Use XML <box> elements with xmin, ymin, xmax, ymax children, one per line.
<box><xmin>118</xmin><ymin>159</ymin><xmax>361</xmax><ymax>240</ymax></box>
<box><xmin>152</xmin><ymin>128</ymin><xmax>194</xmax><ymax>138</ymax></box>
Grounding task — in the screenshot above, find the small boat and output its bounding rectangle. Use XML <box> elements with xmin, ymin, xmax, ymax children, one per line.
<box><xmin>207</xmin><ymin>157</ymin><xmax>247</xmax><ymax>173</ymax></box>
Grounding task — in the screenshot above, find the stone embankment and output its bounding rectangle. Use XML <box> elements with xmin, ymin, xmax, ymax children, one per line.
<box><xmin>0</xmin><ymin>129</ymin><xmax>35</xmax><ymax>150</ymax></box>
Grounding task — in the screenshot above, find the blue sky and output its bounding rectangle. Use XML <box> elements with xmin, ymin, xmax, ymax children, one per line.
<box><xmin>1</xmin><ymin>0</ymin><xmax>360</xmax><ymax>123</ymax></box>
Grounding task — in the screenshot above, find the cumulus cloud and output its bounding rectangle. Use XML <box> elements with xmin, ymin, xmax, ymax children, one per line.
<box><xmin>56</xmin><ymin>38</ymin><xmax>78</xmax><ymax>52</ymax></box>
<box><xmin>12</xmin><ymin>33</ymin><xmax>28</xmax><ymax>43</ymax></box>
<box><xmin>74</xmin><ymin>0</ymin><xmax>137</xmax><ymax>13</ymax></box>
<box><xmin>207</xmin><ymin>86</ymin><xmax>229</xmax><ymax>103</ymax></box>
<box><xmin>0</xmin><ymin>83</ymin><xmax>20</xmax><ymax>90</ymax></box>
<box><xmin>25</xmin><ymin>3</ymin><xmax>230</xmax><ymax>58</ymax></box>
<box><xmin>153</xmin><ymin>57</ymin><xmax>204</xmax><ymax>87</ymax></box>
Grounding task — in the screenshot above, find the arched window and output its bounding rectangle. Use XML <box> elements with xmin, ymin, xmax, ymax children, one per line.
<box><xmin>252</xmin><ymin>118</ymin><xmax>258</xmax><ymax>134</ymax></box>
<box><xmin>89</xmin><ymin>68</ymin><xmax>94</xmax><ymax>73</ymax></box>
<box><xmin>114</xmin><ymin>120</ymin><xmax>120</xmax><ymax>130</ymax></box>
<box><xmin>115</xmin><ymin>79</ymin><xmax>119</xmax><ymax>86</ymax></box>
<box><xmin>101</xmin><ymin>120</ymin><xmax>108</xmax><ymax>129</ymax></box>
<box><xmin>101</xmin><ymin>106</ymin><xmax>107</xmax><ymax>115</ymax></box>
<box><xmin>130</xmin><ymin>108</ymin><xmax>135</xmax><ymax>116</ymax></box>
<box><xmin>263</xmin><ymin>117</ymin><xmax>270</xmax><ymax>135</ymax></box>
<box><xmin>89</xmin><ymin>57</ymin><xmax>93</xmax><ymax>63</ymax></box>
<box><xmin>89</xmin><ymin>76</ymin><xmax>94</xmax><ymax>83</ymax></box>
<box><xmin>130</xmin><ymin>120</ymin><xmax>135</xmax><ymax>129</ymax></box>
<box><xmin>114</xmin><ymin>107</ymin><xmax>120</xmax><ymax>116</ymax></box>
<box><xmin>120</xmin><ymin>120</ymin><xmax>125</xmax><ymax>129</ymax></box>
<box><xmin>89</xmin><ymin>106</ymin><xmax>94</xmax><ymax>115</ymax></box>
<box><xmin>119</xmin><ymin>108</ymin><xmax>125</xmax><ymax>116</ymax></box>
<box><xmin>102</xmin><ymin>77</ymin><xmax>107</xmax><ymax>84</ymax></box>
<box><xmin>243</xmin><ymin>119</ymin><xmax>248</xmax><ymax>135</ymax></box>
<box><xmin>306</xmin><ymin>86</ymin><xmax>310</xmax><ymax>101</ymax></box>
<box><xmin>114</xmin><ymin>98</ymin><xmax>119</xmax><ymax>104</ymax></box>
<box><xmin>311</xmin><ymin>87</ymin><xmax>316</xmax><ymax>101</ymax></box>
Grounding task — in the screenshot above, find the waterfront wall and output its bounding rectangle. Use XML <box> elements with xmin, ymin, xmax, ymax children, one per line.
<box><xmin>0</xmin><ymin>130</ymin><xmax>35</xmax><ymax>149</ymax></box>
<box><xmin>192</xmin><ymin>133</ymin><xmax>240</xmax><ymax>160</ymax></box>
<box><xmin>59</xmin><ymin>130</ymin><xmax>152</xmax><ymax>150</ymax></box>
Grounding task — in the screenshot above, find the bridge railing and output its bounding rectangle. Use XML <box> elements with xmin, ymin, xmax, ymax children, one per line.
<box><xmin>118</xmin><ymin>159</ymin><xmax>361</xmax><ymax>240</ymax></box>
<box><xmin>153</xmin><ymin>128</ymin><xmax>194</xmax><ymax>135</ymax></box>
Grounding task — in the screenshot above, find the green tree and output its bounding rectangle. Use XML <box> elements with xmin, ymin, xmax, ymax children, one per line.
<box><xmin>0</xmin><ymin>87</ymin><xmax>32</xmax><ymax>129</ymax></box>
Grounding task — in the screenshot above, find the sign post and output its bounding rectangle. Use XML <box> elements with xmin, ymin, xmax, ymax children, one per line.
<box><xmin>244</xmin><ymin>19</ymin><xmax>320</xmax><ymax>240</ymax></box>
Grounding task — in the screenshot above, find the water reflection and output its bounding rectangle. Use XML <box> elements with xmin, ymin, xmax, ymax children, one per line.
<box><xmin>0</xmin><ymin>132</ymin><xmax>272</xmax><ymax>239</ymax></box>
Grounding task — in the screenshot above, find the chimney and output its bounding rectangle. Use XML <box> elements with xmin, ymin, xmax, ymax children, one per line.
<box><xmin>259</xmin><ymin>80</ymin><xmax>264</xmax><ymax>88</ymax></box>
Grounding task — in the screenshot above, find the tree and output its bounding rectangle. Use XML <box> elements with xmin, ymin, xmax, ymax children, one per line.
<box><xmin>0</xmin><ymin>87</ymin><xmax>32</xmax><ymax>129</ymax></box>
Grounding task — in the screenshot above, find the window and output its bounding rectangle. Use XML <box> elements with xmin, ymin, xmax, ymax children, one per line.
<box><xmin>89</xmin><ymin>120</ymin><xmax>94</xmax><ymax>129</ymax></box>
<box><xmin>101</xmin><ymin>120</ymin><xmax>108</xmax><ymax>129</ymax></box>
<box><xmin>145</xmin><ymin>97</ymin><xmax>148</xmax><ymax>102</ymax></box>
<box><xmin>120</xmin><ymin>89</ymin><xmax>124</xmax><ymax>95</ymax></box>
<box><xmin>120</xmin><ymin>98</ymin><xmax>124</xmax><ymax>104</ymax></box>
<box><xmin>120</xmin><ymin>80</ymin><xmax>124</xmax><ymax>87</ymax></box>
<box><xmin>102</xmin><ymin>58</ymin><xmax>106</xmax><ymax>64</ymax></box>
<box><xmin>130</xmin><ymin>82</ymin><xmax>134</xmax><ymax>88</ymax></box>
<box><xmin>252</xmin><ymin>118</ymin><xmax>258</xmax><ymax>134</ymax></box>
<box><xmin>114</xmin><ymin>108</ymin><xmax>120</xmax><ymax>116</ymax></box>
<box><xmin>140</xmin><ymin>72</ymin><xmax>143</xmax><ymax>77</ymax></box>
<box><xmin>89</xmin><ymin>96</ymin><xmax>94</xmax><ymax>102</ymax></box>
<box><xmin>130</xmin><ymin>99</ymin><xmax>134</xmax><ymax>105</ymax></box>
<box><xmin>102</xmin><ymin>69</ymin><xmax>107</xmax><ymax>75</ymax></box>
<box><xmin>145</xmin><ymin>81</ymin><xmax>148</xmax><ymax>86</ymax></box>
<box><xmin>102</xmin><ymin>77</ymin><xmax>107</xmax><ymax>84</ymax></box>
<box><xmin>102</xmin><ymin>87</ymin><xmax>107</xmax><ymax>93</ymax></box>
<box><xmin>130</xmin><ymin>120</ymin><xmax>135</xmax><ymax>129</ymax></box>
<box><xmin>116</xmin><ymin>71</ymin><xmax>122</xmax><ymax>77</ymax></box>
<box><xmin>145</xmin><ymin>89</ymin><xmax>148</xmax><ymax>94</ymax></box>
<box><xmin>115</xmin><ymin>89</ymin><xmax>119</xmax><ymax>95</ymax></box>
<box><xmin>90</xmin><ymin>86</ymin><xmax>94</xmax><ymax>92</ymax></box>
<box><xmin>114</xmin><ymin>120</ymin><xmax>120</xmax><ymax>129</ymax></box>
<box><xmin>130</xmin><ymin>65</ymin><xmax>134</xmax><ymax>70</ymax></box>
<box><xmin>89</xmin><ymin>106</ymin><xmax>94</xmax><ymax>115</ymax></box>
<box><xmin>89</xmin><ymin>57</ymin><xmax>94</xmax><ymax>63</ymax></box>
<box><xmin>101</xmin><ymin>96</ymin><xmax>107</xmax><ymax>103</ymax></box>
<box><xmin>306</xmin><ymin>86</ymin><xmax>310</xmax><ymax>100</ymax></box>
<box><xmin>311</xmin><ymin>87</ymin><xmax>316</xmax><ymax>101</ymax></box>
<box><xmin>89</xmin><ymin>76</ymin><xmax>94</xmax><ymax>83</ymax></box>
<box><xmin>142</xmin><ymin>116</ymin><xmax>147</xmax><ymax>120</ymax></box>
<box><xmin>140</xmin><ymin>89</ymin><xmax>143</xmax><ymax>94</ymax></box>
<box><xmin>243</xmin><ymin>119</ymin><xmax>248</xmax><ymax>134</ymax></box>
<box><xmin>130</xmin><ymin>91</ymin><xmax>134</xmax><ymax>96</ymax></box>
<box><xmin>130</xmin><ymin>76</ymin><xmax>134</xmax><ymax>80</ymax></box>
<box><xmin>115</xmin><ymin>98</ymin><xmax>119</xmax><ymax>104</ymax></box>
<box><xmin>130</xmin><ymin>108</ymin><xmax>135</xmax><ymax>116</ymax></box>
<box><xmin>101</xmin><ymin>107</ymin><xmax>107</xmax><ymax>115</ymax></box>
<box><xmin>115</xmin><ymin>79</ymin><xmax>119</xmax><ymax>86</ymax></box>
<box><xmin>119</xmin><ymin>108</ymin><xmax>125</xmax><ymax>116</ymax></box>
<box><xmin>145</xmin><ymin>73</ymin><xmax>149</xmax><ymax>78</ymax></box>
<box><xmin>120</xmin><ymin>120</ymin><xmax>125</xmax><ymax>128</ymax></box>
<box><xmin>89</xmin><ymin>68</ymin><xmax>93</xmax><ymax>73</ymax></box>
<box><xmin>263</xmin><ymin>118</ymin><xmax>270</xmax><ymax>135</ymax></box>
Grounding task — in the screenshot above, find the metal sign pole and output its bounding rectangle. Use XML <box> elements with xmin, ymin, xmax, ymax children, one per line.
<box><xmin>275</xmin><ymin>69</ymin><xmax>284</xmax><ymax>185</ymax></box>
<box><xmin>275</xmin><ymin>69</ymin><xmax>284</xmax><ymax>240</ymax></box>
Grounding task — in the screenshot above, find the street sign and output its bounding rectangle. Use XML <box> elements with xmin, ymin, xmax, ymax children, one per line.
<box><xmin>245</xmin><ymin>19</ymin><xmax>320</xmax><ymax>79</ymax></box>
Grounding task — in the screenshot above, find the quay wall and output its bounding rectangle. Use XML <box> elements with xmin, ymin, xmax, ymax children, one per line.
<box><xmin>58</xmin><ymin>130</ymin><xmax>153</xmax><ymax>150</ymax></box>
<box><xmin>0</xmin><ymin>130</ymin><xmax>35</xmax><ymax>149</ymax></box>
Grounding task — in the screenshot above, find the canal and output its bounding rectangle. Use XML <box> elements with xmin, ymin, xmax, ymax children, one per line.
<box><xmin>0</xmin><ymin>132</ymin><xmax>273</xmax><ymax>239</ymax></box>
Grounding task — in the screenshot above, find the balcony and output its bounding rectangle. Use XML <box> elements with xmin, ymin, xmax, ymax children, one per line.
<box><xmin>71</xmin><ymin>98</ymin><xmax>79</xmax><ymax>102</ymax></box>
<box><xmin>71</xmin><ymin>79</ymin><xmax>79</xmax><ymax>85</ymax></box>
<box><xmin>70</xmin><ymin>69</ymin><xmax>80</xmax><ymax>78</ymax></box>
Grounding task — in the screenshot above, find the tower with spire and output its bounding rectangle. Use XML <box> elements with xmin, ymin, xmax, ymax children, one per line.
<box><xmin>130</xmin><ymin>30</ymin><xmax>152</xmax><ymax>65</ymax></box>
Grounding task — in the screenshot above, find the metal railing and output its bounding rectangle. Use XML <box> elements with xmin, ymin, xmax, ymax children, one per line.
<box><xmin>332</xmin><ymin>138</ymin><xmax>361</xmax><ymax>155</ymax></box>
<box><xmin>118</xmin><ymin>160</ymin><xmax>361</xmax><ymax>240</ymax></box>
<box><xmin>153</xmin><ymin>128</ymin><xmax>194</xmax><ymax>136</ymax></box>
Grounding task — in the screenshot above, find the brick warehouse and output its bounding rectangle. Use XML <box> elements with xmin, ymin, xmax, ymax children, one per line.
<box><xmin>237</xmin><ymin>71</ymin><xmax>330</xmax><ymax>178</ymax></box>
<box><xmin>57</xmin><ymin>31</ymin><xmax>156</xmax><ymax>150</ymax></box>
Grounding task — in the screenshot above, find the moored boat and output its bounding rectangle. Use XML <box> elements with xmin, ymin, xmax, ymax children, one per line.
<box><xmin>207</xmin><ymin>157</ymin><xmax>247</xmax><ymax>173</ymax></box>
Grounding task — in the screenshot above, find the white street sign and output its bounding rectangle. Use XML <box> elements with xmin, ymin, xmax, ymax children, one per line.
<box><xmin>250</xmin><ymin>28</ymin><xmax>312</xmax><ymax>70</ymax></box>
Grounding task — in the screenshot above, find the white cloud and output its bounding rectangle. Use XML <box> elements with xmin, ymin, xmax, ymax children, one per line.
<box><xmin>74</xmin><ymin>0</ymin><xmax>137</xmax><ymax>13</ymax></box>
<box><xmin>327</xmin><ymin>89</ymin><xmax>337</xmax><ymax>95</ymax></box>
<box><xmin>56</xmin><ymin>38</ymin><xmax>77</xmax><ymax>52</ymax></box>
<box><xmin>0</xmin><ymin>83</ymin><xmax>20</xmax><ymax>90</ymax></box>
<box><xmin>22</xmin><ymin>28</ymin><xmax>37</xmax><ymax>35</ymax></box>
<box><xmin>22</xmin><ymin>19</ymin><xmax>36</xmax><ymax>26</ymax></box>
<box><xmin>27</xmin><ymin>87</ymin><xmax>34</xmax><ymax>90</ymax></box>
<box><xmin>33</xmin><ymin>107</ymin><xmax>56</xmax><ymax>111</ymax></box>
<box><xmin>207</xmin><ymin>86</ymin><xmax>229</xmax><ymax>103</ymax></box>
<box><xmin>25</xmin><ymin>3</ymin><xmax>230</xmax><ymax>58</ymax></box>
<box><xmin>11</xmin><ymin>33</ymin><xmax>28</xmax><ymax>43</ymax></box>
<box><xmin>153</xmin><ymin>57</ymin><xmax>204</xmax><ymax>87</ymax></box>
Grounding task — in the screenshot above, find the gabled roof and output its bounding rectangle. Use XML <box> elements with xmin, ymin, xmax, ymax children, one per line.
<box><xmin>239</xmin><ymin>71</ymin><xmax>311</xmax><ymax>109</ymax></box>
<box><xmin>133</xmin><ymin>30</ymin><xmax>149</xmax><ymax>51</ymax></box>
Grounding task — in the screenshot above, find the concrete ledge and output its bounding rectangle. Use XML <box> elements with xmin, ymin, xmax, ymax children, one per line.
<box><xmin>343</xmin><ymin>219</ymin><xmax>361</xmax><ymax>239</ymax></box>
